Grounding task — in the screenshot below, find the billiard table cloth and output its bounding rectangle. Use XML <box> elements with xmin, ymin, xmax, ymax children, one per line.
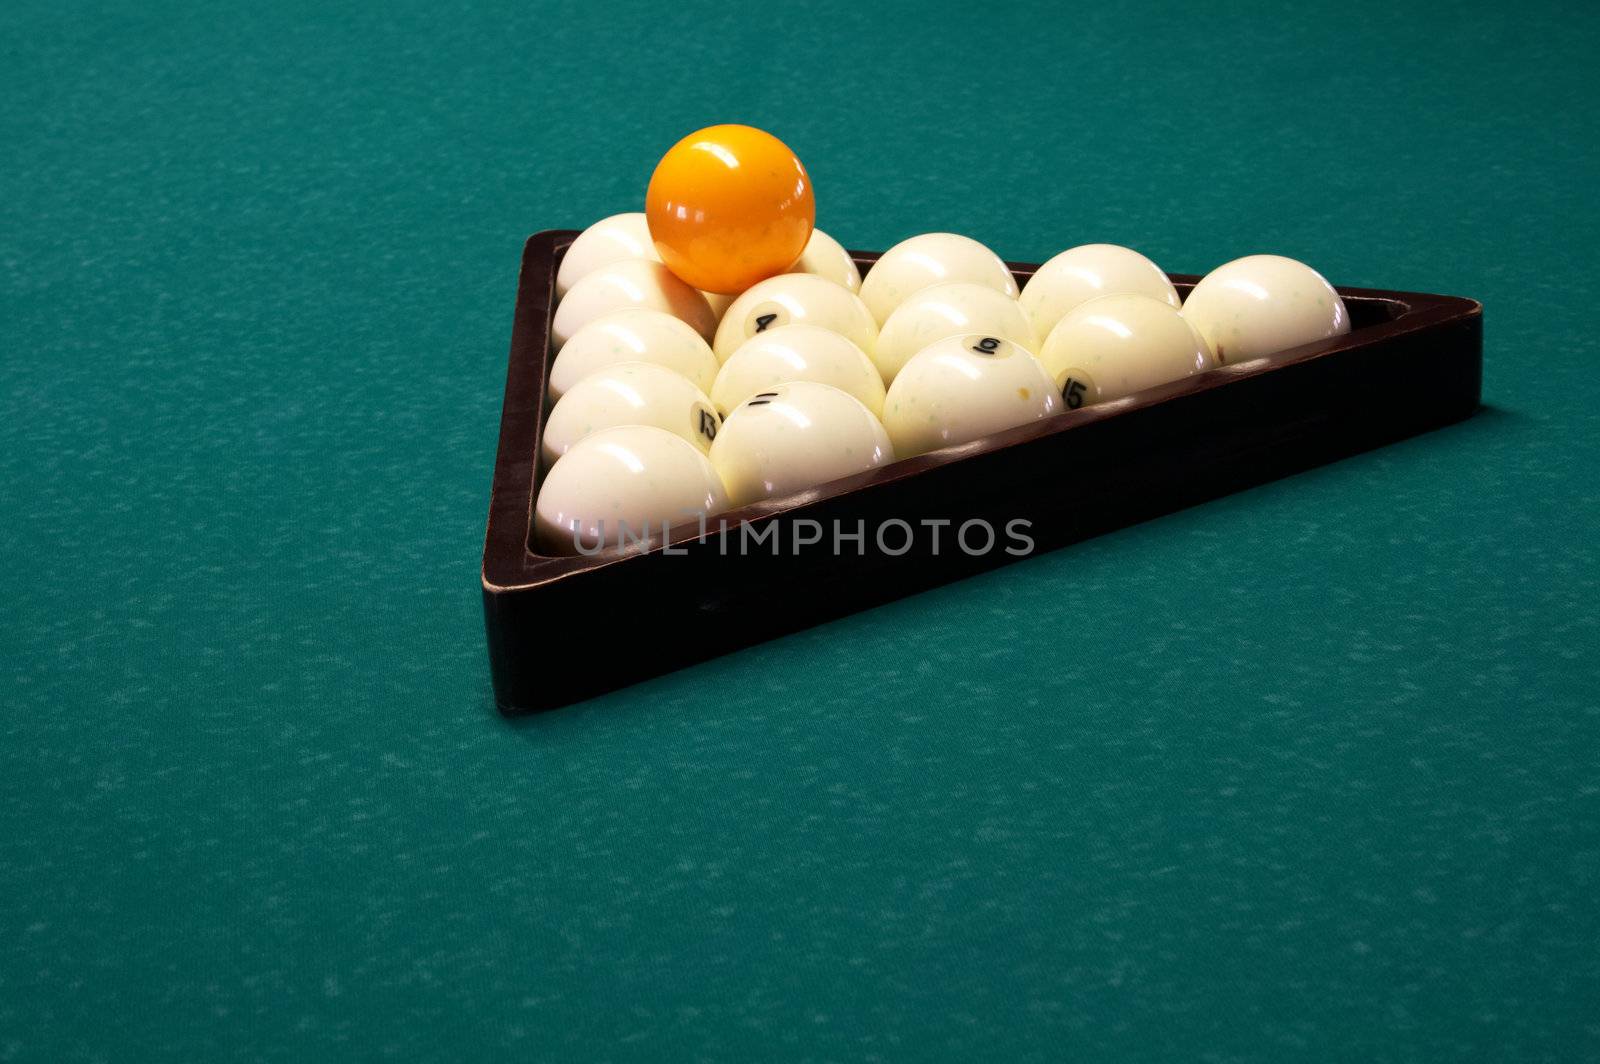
<box><xmin>3</xmin><ymin>0</ymin><xmax>1596</xmax><ymax>1059</ymax></box>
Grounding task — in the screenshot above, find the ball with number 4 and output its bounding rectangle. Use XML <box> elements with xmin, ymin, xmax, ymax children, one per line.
<box><xmin>712</xmin><ymin>273</ymin><xmax>878</xmax><ymax>363</ymax></box>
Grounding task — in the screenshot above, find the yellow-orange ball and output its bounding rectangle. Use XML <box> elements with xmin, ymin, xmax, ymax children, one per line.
<box><xmin>646</xmin><ymin>125</ymin><xmax>815</xmax><ymax>295</ymax></box>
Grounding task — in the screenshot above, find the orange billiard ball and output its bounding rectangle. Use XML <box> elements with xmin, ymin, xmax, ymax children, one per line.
<box><xmin>646</xmin><ymin>125</ymin><xmax>816</xmax><ymax>295</ymax></box>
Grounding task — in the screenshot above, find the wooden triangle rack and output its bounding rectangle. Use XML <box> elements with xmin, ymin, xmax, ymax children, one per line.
<box><xmin>483</xmin><ymin>230</ymin><xmax>1482</xmax><ymax>713</ymax></box>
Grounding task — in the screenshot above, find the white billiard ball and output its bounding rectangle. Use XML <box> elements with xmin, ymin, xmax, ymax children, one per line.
<box><xmin>701</xmin><ymin>290</ymin><xmax>736</xmax><ymax>323</ymax></box>
<box><xmin>712</xmin><ymin>324</ymin><xmax>886</xmax><ymax>416</ymax></box>
<box><xmin>874</xmin><ymin>282</ymin><xmax>1038</xmax><ymax>384</ymax></box>
<box><xmin>858</xmin><ymin>233</ymin><xmax>1019</xmax><ymax>325</ymax></box>
<box><xmin>542</xmin><ymin>361</ymin><xmax>721</xmax><ymax>466</ymax></box>
<box><xmin>534</xmin><ymin>425</ymin><xmax>729</xmax><ymax>554</ymax></box>
<box><xmin>1180</xmin><ymin>254</ymin><xmax>1350</xmax><ymax>364</ymax></box>
<box><xmin>1038</xmin><ymin>293</ymin><xmax>1216</xmax><ymax>410</ymax></box>
<box><xmin>710</xmin><ymin>381</ymin><xmax>895</xmax><ymax>506</ymax></box>
<box><xmin>552</xmin><ymin>259</ymin><xmax>716</xmax><ymax>349</ymax></box>
<box><xmin>549</xmin><ymin>308</ymin><xmax>719</xmax><ymax>401</ymax></box>
<box><xmin>882</xmin><ymin>333</ymin><xmax>1059</xmax><ymax>457</ymax></box>
<box><xmin>787</xmin><ymin>228</ymin><xmax>862</xmax><ymax>292</ymax></box>
<box><xmin>1018</xmin><ymin>243</ymin><xmax>1180</xmax><ymax>342</ymax></box>
<box><xmin>555</xmin><ymin>213</ymin><xmax>660</xmax><ymax>298</ymax></box>
<box><xmin>713</xmin><ymin>273</ymin><xmax>878</xmax><ymax>363</ymax></box>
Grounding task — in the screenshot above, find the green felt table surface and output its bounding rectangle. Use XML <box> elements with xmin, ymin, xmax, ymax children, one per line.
<box><xmin>3</xmin><ymin>0</ymin><xmax>1597</xmax><ymax>1059</ymax></box>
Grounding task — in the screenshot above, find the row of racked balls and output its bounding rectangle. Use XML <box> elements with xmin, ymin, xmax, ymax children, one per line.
<box><xmin>535</xmin><ymin>217</ymin><xmax>1351</xmax><ymax>553</ymax></box>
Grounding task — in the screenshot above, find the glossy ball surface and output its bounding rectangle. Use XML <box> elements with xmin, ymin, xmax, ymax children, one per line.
<box><xmin>534</xmin><ymin>426</ymin><xmax>728</xmax><ymax>554</ymax></box>
<box><xmin>542</xmin><ymin>361</ymin><xmax>720</xmax><ymax>467</ymax></box>
<box><xmin>646</xmin><ymin>124</ymin><xmax>815</xmax><ymax>295</ymax></box>
<box><xmin>1039</xmin><ymin>293</ymin><xmax>1215</xmax><ymax>409</ymax></box>
<box><xmin>555</xmin><ymin>213</ymin><xmax>659</xmax><ymax>298</ymax></box>
<box><xmin>883</xmin><ymin>333</ymin><xmax>1059</xmax><ymax>457</ymax></box>
<box><xmin>1180</xmin><ymin>254</ymin><xmax>1350</xmax><ymax>364</ymax></box>
<box><xmin>787</xmin><ymin>228</ymin><xmax>861</xmax><ymax>292</ymax></box>
<box><xmin>701</xmin><ymin>290</ymin><xmax>737</xmax><ymax>324</ymax></box>
<box><xmin>710</xmin><ymin>382</ymin><xmax>894</xmax><ymax>506</ymax></box>
<box><xmin>712</xmin><ymin>324</ymin><xmax>885</xmax><ymax>416</ymax></box>
<box><xmin>551</xmin><ymin>259</ymin><xmax>716</xmax><ymax>350</ymax></box>
<box><xmin>548</xmin><ymin>308</ymin><xmax>719</xmax><ymax>402</ymax></box>
<box><xmin>858</xmin><ymin>233</ymin><xmax>1018</xmax><ymax>325</ymax></box>
<box><xmin>712</xmin><ymin>273</ymin><xmax>878</xmax><ymax>363</ymax></box>
<box><xmin>1019</xmin><ymin>243</ymin><xmax>1180</xmax><ymax>341</ymax></box>
<box><xmin>874</xmin><ymin>282</ymin><xmax>1038</xmax><ymax>384</ymax></box>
